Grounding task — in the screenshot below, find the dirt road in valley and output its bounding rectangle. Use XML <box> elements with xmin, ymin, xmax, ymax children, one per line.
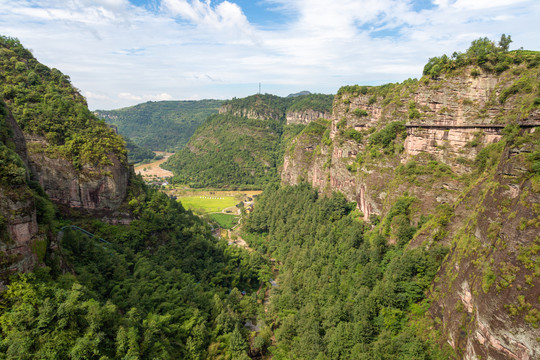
<box><xmin>134</xmin><ymin>152</ymin><xmax>174</xmax><ymax>179</ymax></box>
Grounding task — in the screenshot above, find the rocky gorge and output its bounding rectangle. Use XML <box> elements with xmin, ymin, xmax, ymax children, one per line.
<box><xmin>281</xmin><ymin>60</ymin><xmax>540</xmax><ymax>358</ymax></box>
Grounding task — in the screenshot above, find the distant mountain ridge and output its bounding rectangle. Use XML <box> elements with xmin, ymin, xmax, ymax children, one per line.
<box><xmin>287</xmin><ymin>90</ymin><xmax>311</xmax><ymax>97</ymax></box>
<box><xmin>163</xmin><ymin>93</ymin><xmax>333</xmax><ymax>188</ymax></box>
<box><xmin>95</xmin><ymin>99</ymin><xmax>223</xmax><ymax>152</ymax></box>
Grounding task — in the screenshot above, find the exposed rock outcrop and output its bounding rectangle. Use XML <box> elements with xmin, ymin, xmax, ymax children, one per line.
<box><xmin>283</xmin><ymin>66</ymin><xmax>540</xmax><ymax>214</ymax></box>
<box><xmin>218</xmin><ymin>104</ymin><xmax>282</xmax><ymax>121</ymax></box>
<box><xmin>0</xmin><ymin>106</ymin><xmax>42</xmax><ymax>283</ymax></box>
<box><xmin>286</xmin><ymin>109</ymin><xmax>331</xmax><ymax>125</ymax></box>
<box><xmin>0</xmin><ymin>186</ymin><xmax>42</xmax><ymax>279</ymax></box>
<box><xmin>428</xmin><ymin>140</ymin><xmax>540</xmax><ymax>360</ymax></box>
<box><xmin>26</xmin><ymin>135</ymin><xmax>129</xmax><ymax>212</ymax></box>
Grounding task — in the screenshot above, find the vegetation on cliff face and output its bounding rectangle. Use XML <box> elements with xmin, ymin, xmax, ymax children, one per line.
<box><xmin>279</xmin><ymin>37</ymin><xmax>540</xmax><ymax>359</ymax></box>
<box><xmin>95</xmin><ymin>100</ymin><xmax>223</xmax><ymax>153</ymax></box>
<box><xmin>0</xmin><ymin>36</ymin><xmax>126</xmax><ymax>170</ymax></box>
<box><xmin>0</xmin><ymin>101</ymin><xmax>26</xmax><ymax>186</ymax></box>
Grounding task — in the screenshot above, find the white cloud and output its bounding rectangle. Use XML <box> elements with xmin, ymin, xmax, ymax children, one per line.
<box><xmin>161</xmin><ymin>0</ymin><xmax>256</xmax><ymax>40</ymax></box>
<box><xmin>0</xmin><ymin>0</ymin><xmax>538</xmax><ymax>109</ymax></box>
<box><xmin>452</xmin><ymin>0</ymin><xmax>529</xmax><ymax>11</ymax></box>
<box><xmin>84</xmin><ymin>91</ymin><xmax>110</xmax><ymax>101</ymax></box>
<box><xmin>118</xmin><ymin>92</ymin><xmax>143</xmax><ymax>101</ymax></box>
<box><xmin>118</xmin><ymin>92</ymin><xmax>173</xmax><ymax>102</ymax></box>
<box><xmin>147</xmin><ymin>93</ymin><xmax>174</xmax><ymax>101</ymax></box>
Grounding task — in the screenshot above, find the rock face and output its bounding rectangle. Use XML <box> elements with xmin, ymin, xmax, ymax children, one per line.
<box><xmin>281</xmin><ymin>65</ymin><xmax>540</xmax><ymax>358</ymax></box>
<box><xmin>0</xmin><ymin>107</ymin><xmax>42</xmax><ymax>283</ymax></box>
<box><xmin>26</xmin><ymin>136</ymin><xmax>129</xmax><ymax>212</ymax></box>
<box><xmin>0</xmin><ymin>186</ymin><xmax>42</xmax><ymax>280</ymax></box>
<box><xmin>428</xmin><ymin>141</ymin><xmax>540</xmax><ymax>360</ymax></box>
<box><xmin>283</xmin><ymin>66</ymin><xmax>540</xmax><ymax>213</ymax></box>
<box><xmin>286</xmin><ymin>109</ymin><xmax>331</xmax><ymax>125</ymax></box>
<box><xmin>218</xmin><ymin>104</ymin><xmax>282</xmax><ymax>121</ymax></box>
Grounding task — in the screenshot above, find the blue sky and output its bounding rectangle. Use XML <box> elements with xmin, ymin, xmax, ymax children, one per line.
<box><xmin>0</xmin><ymin>0</ymin><xmax>538</xmax><ymax>110</ymax></box>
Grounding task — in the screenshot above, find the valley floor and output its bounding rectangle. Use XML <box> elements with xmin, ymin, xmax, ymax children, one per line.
<box><xmin>134</xmin><ymin>151</ymin><xmax>174</xmax><ymax>179</ymax></box>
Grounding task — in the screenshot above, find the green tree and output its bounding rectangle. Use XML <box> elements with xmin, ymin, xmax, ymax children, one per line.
<box><xmin>498</xmin><ymin>33</ymin><xmax>512</xmax><ymax>52</ymax></box>
<box><xmin>229</xmin><ymin>324</ymin><xmax>248</xmax><ymax>358</ymax></box>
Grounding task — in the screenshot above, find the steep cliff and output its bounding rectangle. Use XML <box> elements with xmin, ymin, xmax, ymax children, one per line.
<box><xmin>0</xmin><ymin>36</ymin><xmax>129</xmax><ymax>214</ymax></box>
<box><xmin>0</xmin><ymin>36</ymin><xmax>134</xmax><ymax>285</ymax></box>
<box><xmin>219</xmin><ymin>93</ymin><xmax>333</xmax><ymax>123</ymax></box>
<box><xmin>0</xmin><ymin>102</ymin><xmax>44</xmax><ymax>282</ymax></box>
<box><xmin>26</xmin><ymin>134</ymin><xmax>129</xmax><ymax>212</ymax></box>
<box><xmin>283</xmin><ymin>60</ymin><xmax>540</xmax><ymax>218</ymax></box>
<box><xmin>285</xmin><ymin>109</ymin><xmax>331</xmax><ymax>125</ymax></box>
<box><xmin>281</xmin><ymin>49</ymin><xmax>540</xmax><ymax>358</ymax></box>
<box><xmin>426</xmin><ymin>130</ymin><xmax>540</xmax><ymax>360</ymax></box>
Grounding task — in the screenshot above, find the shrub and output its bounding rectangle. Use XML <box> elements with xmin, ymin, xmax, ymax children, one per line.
<box><xmin>408</xmin><ymin>101</ymin><xmax>421</xmax><ymax>120</ymax></box>
<box><xmin>369</xmin><ymin>121</ymin><xmax>406</xmax><ymax>149</ymax></box>
<box><xmin>342</xmin><ymin>128</ymin><xmax>363</xmax><ymax>143</ymax></box>
<box><xmin>353</xmin><ymin>108</ymin><xmax>369</xmax><ymax>117</ymax></box>
<box><xmin>471</xmin><ymin>68</ymin><xmax>480</xmax><ymax>77</ymax></box>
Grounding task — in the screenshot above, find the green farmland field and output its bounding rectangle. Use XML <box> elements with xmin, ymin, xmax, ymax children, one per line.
<box><xmin>178</xmin><ymin>195</ymin><xmax>239</xmax><ymax>214</ymax></box>
<box><xmin>208</xmin><ymin>213</ymin><xmax>240</xmax><ymax>229</ymax></box>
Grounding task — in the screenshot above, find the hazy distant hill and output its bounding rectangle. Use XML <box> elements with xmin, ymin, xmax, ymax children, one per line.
<box><xmin>95</xmin><ymin>100</ymin><xmax>223</xmax><ymax>152</ymax></box>
<box><xmin>287</xmin><ymin>90</ymin><xmax>311</xmax><ymax>97</ymax></box>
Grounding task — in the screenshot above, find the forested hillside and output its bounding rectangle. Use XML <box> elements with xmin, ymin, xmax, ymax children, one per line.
<box><xmin>1</xmin><ymin>33</ymin><xmax>539</xmax><ymax>360</ymax></box>
<box><xmin>0</xmin><ymin>36</ymin><xmax>269</xmax><ymax>359</ymax></box>
<box><xmin>123</xmin><ymin>136</ymin><xmax>157</xmax><ymax>164</ymax></box>
<box><xmin>162</xmin><ymin>114</ymin><xmax>282</xmax><ymax>188</ymax></box>
<box><xmin>0</xmin><ymin>36</ymin><xmax>126</xmax><ymax>170</ymax></box>
<box><xmin>95</xmin><ymin>99</ymin><xmax>223</xmax><ymax>152</ymax></box>
<box><xmin>1</xmin><ymin>184</ymin><xmax>271</xmax><ymax>359</ymax></box>
<box><xmin>163</xmin><ymin>93</ymin><xmax>332</xmax><ymax>188</ymax></box>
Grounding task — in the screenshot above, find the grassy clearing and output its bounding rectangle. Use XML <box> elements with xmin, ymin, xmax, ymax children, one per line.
<box><xmin>178</xmin><ymin>195</ymin><xmax>240</xmax><ymax>213</ymax></box>
<box><xmin>208</xmin><ymin>213</ymin><xmax>240</xmax><ymax>229</ymax></box>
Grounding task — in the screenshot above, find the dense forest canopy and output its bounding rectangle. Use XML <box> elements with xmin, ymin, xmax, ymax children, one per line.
<box><xmin>243</xmin><ymin>184</ymin><xmax>450</xmax><ymax>359</ymax></box>
<box><xmin>163</xmin><ymin>114</ymin><xmax>284</xmax><ymax>189</ymax></box>
<box><xmin>0</xmin><ymin>181</ymin><xmax>272</xmax><ymax>359</ymax></box>
<box><xmin>223</xmin><ymin>93</ymin><xmax>333</xmax><ymax>120</ymax></box>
